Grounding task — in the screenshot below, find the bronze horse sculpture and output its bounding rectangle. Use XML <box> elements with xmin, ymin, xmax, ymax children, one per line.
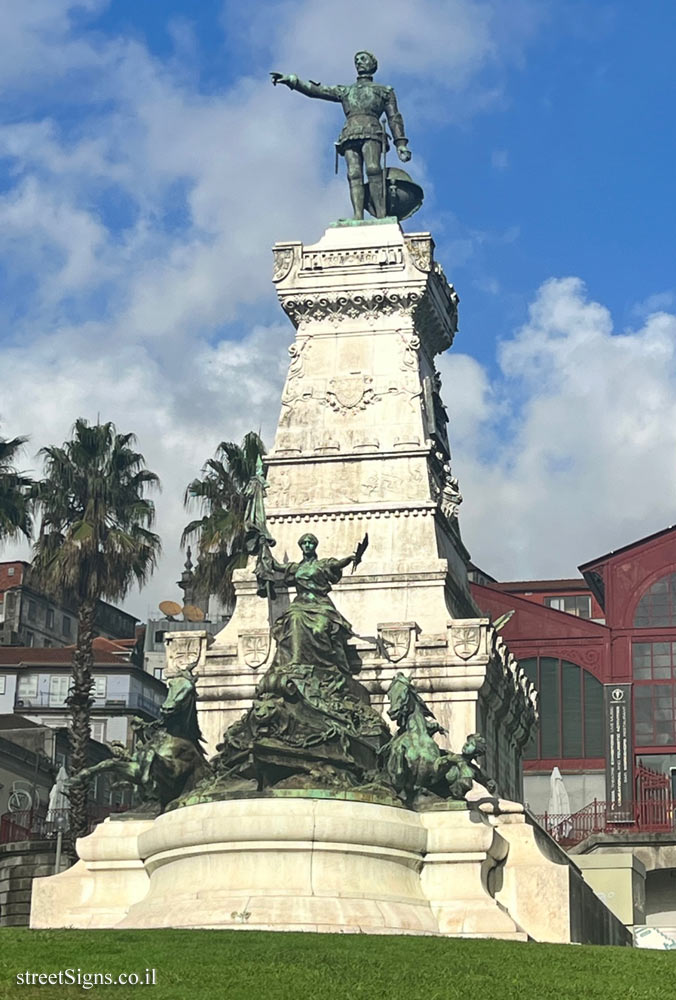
<box><xmin>68</xmin><ymin>663</ymin><xmax>210</xmax><ymax>814</ymax></box>
<box><xmin>383</xmin><ymin>672</ymin><xmax>496</xmax><ymax>806</ymax></box>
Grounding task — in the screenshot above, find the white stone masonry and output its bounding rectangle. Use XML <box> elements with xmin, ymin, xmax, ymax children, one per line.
<box><xmin>197</xmin><ymin>221</ymin><xmax>537</xmax><ymax>799</ymax></box>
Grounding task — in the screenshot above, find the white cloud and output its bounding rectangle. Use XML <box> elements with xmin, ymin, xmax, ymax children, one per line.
<box><xmin>491</xmin><ymin>149</ymin><xmax>509</xmax><ymax>171</ymax></box>
<box><xmin>0</xmin><ymin>0</ymin><xmax>546</xmax><ymax>617</ymax></box>
<box><xmin>442</xmin><ymin>278</ymin><xmax>676</xmax><ymax>579</ymax></box>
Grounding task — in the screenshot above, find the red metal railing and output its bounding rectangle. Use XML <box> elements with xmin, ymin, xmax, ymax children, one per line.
<box><xmin>536</xmin><ymin>797</ymin><xmax>676</xmax><ymax>846</ymax></box>
<box><xmin>0</xmin><ymin>804</ymin><xmax>127</xmax><ymax>845</ymax></box>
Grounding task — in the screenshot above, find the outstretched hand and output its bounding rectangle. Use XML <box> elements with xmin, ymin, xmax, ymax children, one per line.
<box><xmin>397</xmin><ymin>145</ymin><xmax>412</xmax><ymax>163</ymax></box>
<box><xmin>270</xmin><ymin>72</ymin><xmax>291</xmax><ymax>87</ymax></box>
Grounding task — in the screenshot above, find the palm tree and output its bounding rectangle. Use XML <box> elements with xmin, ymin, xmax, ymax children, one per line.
<box><xmin>182</xmin><ymin>432</ymin><xmax>266</xmax><ymax>609</ymax></box>
<box><xmin>0</xmin><ymin>433</ymin><xmax>32</xmax><ymax>545</ymax></box>
<box><xmin>32</xmin><ymin>419</ymin><xmax>161</xmax><ymax>842</ymax></box>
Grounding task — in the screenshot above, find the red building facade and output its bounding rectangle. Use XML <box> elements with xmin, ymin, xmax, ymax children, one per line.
<box><xmin>470</xmin><ymin>525</ymin><xmax>676</xmax><ymax>826</ymax></box>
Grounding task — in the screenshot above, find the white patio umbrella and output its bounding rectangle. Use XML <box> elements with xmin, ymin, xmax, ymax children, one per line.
<box><xmin>548</xmin><ymin>766</ymin><xmax>572</xmax><ymax>839</ymax></box>
<box><xmin>46</xmin><ymin>766</ymin><xmax>70</xmax><ymax>828</ymax></box>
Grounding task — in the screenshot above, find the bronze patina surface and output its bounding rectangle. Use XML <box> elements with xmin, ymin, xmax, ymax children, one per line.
<box><xmin>271</xmin><ymin>51</ymin><xmax>423</xmax><ymax>221</ymax></box>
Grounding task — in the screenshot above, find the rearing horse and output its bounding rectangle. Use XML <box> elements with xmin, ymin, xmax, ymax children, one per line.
<box><xmin>383</xmin><ymin>672</ymin><xmax>447</xmax><ymax>805</ymax></box>
<box><xmin>69</xmin><ymin>665</ymin><xmax>210</xmax><ymax>813</ymax></box>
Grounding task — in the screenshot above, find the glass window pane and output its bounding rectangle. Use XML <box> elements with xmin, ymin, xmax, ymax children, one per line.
<box><xmin>634</xmin><ymin>688</ymin><xmax>653</xmax><ymax>726</ymax></box>
<box><xmin>576</xmin><ymin>596</ymin><xmax>591</xmax><ymax>618</ymax></box>
<box><xmin>584</xmin><ymin>672</ymin><xmax>604</xmax><ymax>757</ymax></box>
<box><xmin>520</xmin><ymin>658</ymin><xmax>537</xmax><ymax>685</ymax></box>
<box><xmin>634</xmin><ymin>572</ymin><xmax>676</xmax><ymax>627</ymax></box>
<box><xmin>540</xmin><ymin>658</ymin><xmax>560</xmax><ymax>758</ymax></box>
<box><xmin>562</xmin><ymin>661</ymin><xmax>582</xmax><ymax>757</ymax></box>
<box><xmin>520</xmin><ymin>658</ymin><xmax>538</xmax><ymax>758</ymax></box>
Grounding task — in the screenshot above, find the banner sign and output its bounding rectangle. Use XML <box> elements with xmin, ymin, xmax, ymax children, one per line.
<box><xmin>604</xmin><ymin>684</ymin><xmax>634</xmax><ymax>822</ymax></box>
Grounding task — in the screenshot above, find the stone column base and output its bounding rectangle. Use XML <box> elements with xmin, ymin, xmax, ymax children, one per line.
<box><xmin>119</xmin><ymin>798</ymin><xmax>438</xmax><ymax>934</ymax></box>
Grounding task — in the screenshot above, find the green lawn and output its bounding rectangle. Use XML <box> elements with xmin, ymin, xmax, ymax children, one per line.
<box><xmin>0</xmin><ymin>929</ymin><xmax>673</xmax><ymax>1000</ymax></box>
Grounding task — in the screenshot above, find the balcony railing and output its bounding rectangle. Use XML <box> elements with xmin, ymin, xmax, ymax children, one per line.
<box><xmin>0</xmin><ymin>804</ymin><xmax>128</xmax><ymax>844</ymax></box>
<box><xmin>535</xmin><ymin>797</ymin><xmax>676</xmax><ymax>847</ymax></box>
<box><xmin>15</xmin><ymin>691</ymin><xmax>162</xmax><ymax>716</ymax></box>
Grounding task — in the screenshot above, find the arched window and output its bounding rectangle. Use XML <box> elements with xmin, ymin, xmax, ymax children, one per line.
<box><xmin>521</xmin><ymin>657</ymin><xmax>604</xmax><ymax>760</ymax></box>
<box><xmin>634</xmin><ymin>572</ymin><xmax>676</xmax><ymax>627</ymax></box>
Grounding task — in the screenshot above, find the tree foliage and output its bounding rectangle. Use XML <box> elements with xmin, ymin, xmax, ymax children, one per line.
<box><xmin>0</xmin><ymin>433</ymin><xmax>32</xmax><ymax>545</ymax></box>
<box><xmin>32</xmin><ymin>420</ymin><xmax>161</xmax><ymax>605</ymax></box>
<box><xmin>32</xmin><ymin>418</ymin><xmax>161</xmax><ymax>842</ymax></box>
<box><xmin>182</xmin><ymin>431</ymin><xmax>266</xmax><ymax>607</ymax></box>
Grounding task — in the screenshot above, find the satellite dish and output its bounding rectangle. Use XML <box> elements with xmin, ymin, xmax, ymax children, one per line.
<box><xmin>159</xmin><ymin>600</ymin><xmax>182</xmax><ymax>620</ymax></box>
<box><xmin>183</xmin><ymin>604</ymin><xmax>205</xmax><ymax>623</ymax></box>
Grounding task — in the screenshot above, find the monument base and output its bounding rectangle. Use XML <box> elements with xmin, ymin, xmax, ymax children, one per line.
<box><xmin>30</xmin><ymin>796</ymin><xmax>629</xmax><ymax>944</ymax></box>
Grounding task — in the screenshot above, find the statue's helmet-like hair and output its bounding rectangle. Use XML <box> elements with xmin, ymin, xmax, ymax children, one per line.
<box><xmin>298</xmin><ymin>532</ymin><xmax>319</xmax><ymax>548</ymax></box>
<box><xmin>354</xmin><ymin>50</ymin><xmax>378</xmax><ymax>74</ymax></box>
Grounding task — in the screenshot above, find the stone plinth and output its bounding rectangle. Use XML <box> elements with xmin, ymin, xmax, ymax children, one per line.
<box><xmin>29</xmin><ymin>797</ymin><xmax>630</xmax><ymax>944</ymax></box>
<box><xmin>118</xmin><ymin>798</ymin><xmax>437</xmax><ymax>934</ymax></box>
<box><xmin>30</xmin><ymin>818</ymin><xmax>153</xmax><ymax>929</ymax></box>
<box><xmin>196</xmin><ymin>221</ymin><xmax>537</xmax><ymax>800</ymax></box>
<box><xmin>32</xmin><ymin>798</ymin><xmax>521</xmax><ymax>938</ymax></box>
<box><xmin>575</xmin><ymin>853</ymin><xmax>646</xmax><ymax>926</ymax></box>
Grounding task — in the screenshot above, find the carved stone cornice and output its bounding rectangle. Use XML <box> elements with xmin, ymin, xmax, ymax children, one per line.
<box><xmin>267</xmin><ymin>503</ymin><xmax>437</xmax><ymax>524</ymax></box>
<box><xmin>277</xmin><ymin>284</ymin><xmax>456</xmax><ymax>354</ymax></box>
<box><xmin>279</xmin><ymin>288</ymin><xmax>422</xmax><ymax>326</ymax></box>
<box><xmin>273</xmin><ymin>229</ymin><xmax>458</xmax><ymax>356</ymax></box>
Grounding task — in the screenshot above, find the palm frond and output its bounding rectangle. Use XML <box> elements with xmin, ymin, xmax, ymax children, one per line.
<box><xmin>182</xmin><ymin>431</ymin><xmax>266</xmax><ymax>603</ymax></box>
<box><xmin>0</xmin><ymin>432</ymin><xmax>33</xmax><ymax>544</ymax></box>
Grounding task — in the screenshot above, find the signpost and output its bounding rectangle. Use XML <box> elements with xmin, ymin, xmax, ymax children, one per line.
<box><xmin>604</xmin><ymin>684</ymin><xmax>634</xmax><ymax>823</ymax></box>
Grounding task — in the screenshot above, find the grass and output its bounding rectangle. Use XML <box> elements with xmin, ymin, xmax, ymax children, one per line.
<box><xmin>0</xmin><ymin>929</ymin><xmax>674</xmax><ymax>1000</ymax></box>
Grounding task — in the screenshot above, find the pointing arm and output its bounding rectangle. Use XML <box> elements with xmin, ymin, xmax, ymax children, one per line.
<box><xmin>271</xmin><ymin>72</ymin><xmax>344</xmax><ymax>102</ymax></box>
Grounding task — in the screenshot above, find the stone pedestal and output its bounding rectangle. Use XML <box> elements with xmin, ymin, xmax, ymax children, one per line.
<box><xmin>421</xmin><ymin>808</ymin><xmax>522</xmax><ymax>938</ymax></box>
<box><xmin>30</xmin><ymin>818</ymin><xmax>153</xmax><ymax>929</ymax></box>
<box><xmin>196</xmin><ymin>221</ymin><xmax>537</xmax><ymax>800</ymax></box>
<box><xmin>29</xmin><ymin>798</ymin><xmax>629</xmax><ymax>944</ymax></box>
<box><xmin>575</xmin><ymin>853</ymin><xmax>646</xmax><ymax>927</ymax></box>
<box><xmin>31</xmin><ymin>799</ymin><xmax>521</xmax><ymax>938</ymax></box>
<box><xmin>118</xmin><ymin>798</ymin><xmax>437</xmax><ymax>934</ymax></box>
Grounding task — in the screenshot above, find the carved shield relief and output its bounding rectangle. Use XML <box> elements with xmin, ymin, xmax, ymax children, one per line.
<box><xmin>381</xmin><ymin>628</ymin><xmax>411</xmax><ymax>663</ymax></box>
<box><xmin>452</xmin><ymin>625</ymin><xmax>481</xmax><ymax>660</ymax></box>
<box><xmin>378</xmin><ymin>623</ymin><xmax>416</xmax><ymax>663</ymax></box>
<box><xmin>240</xmin><ymin>630</ymin><xmax>271</xmax><ymax>670</ymax></box>
<box><xmin>272</xmin><ymin>246</ymin><xmax>297</xmax><ymax>283</ymax></box>
<box><xmin>326</xmin><ymin>374</ymin><xmax>374</xmax><ymax>412</ymax></box>
<box><xmin>165</xmin><ymin>635</ymin><xmax>203</xmax><ymax>677</ymax></box>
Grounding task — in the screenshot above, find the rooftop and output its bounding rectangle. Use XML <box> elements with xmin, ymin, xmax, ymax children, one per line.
<box><xmin>0</xmin><ymin>636</ymin><xmax>132</xmax><ymax>667</ymax></box>
<box><xmin>490</xmin><ymin>578</ymin><xmax>590</xmax><ymax>593</ymax></box>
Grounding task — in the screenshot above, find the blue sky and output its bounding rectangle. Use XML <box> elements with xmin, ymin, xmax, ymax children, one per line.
<box><xmin>1</xmin><ymin>1</ymin><xmax>676</xmax><ymax>616</ymax></box>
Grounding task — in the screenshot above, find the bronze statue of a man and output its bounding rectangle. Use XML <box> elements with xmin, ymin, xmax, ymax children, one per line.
<box><xmin>271</xmin><ymin>50</ymin><xmax>412</xmax><ymax>221</ymax></box>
